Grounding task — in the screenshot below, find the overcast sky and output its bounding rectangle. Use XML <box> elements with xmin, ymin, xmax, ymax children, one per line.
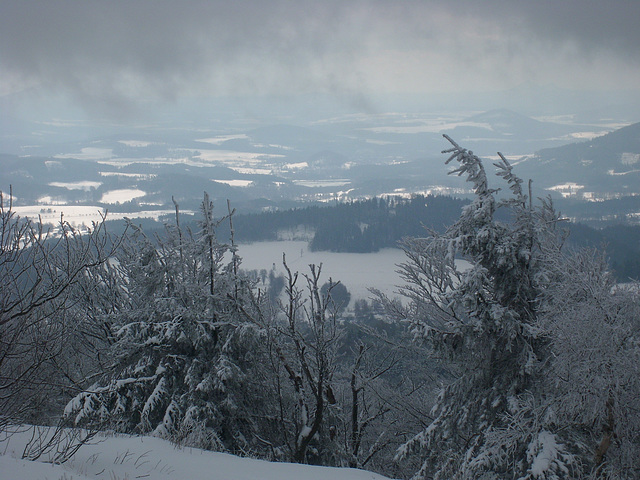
<box><xmin>2</xmin><ymin>0</ymin><xmax>639</xmax><ymax>119</ymax></box>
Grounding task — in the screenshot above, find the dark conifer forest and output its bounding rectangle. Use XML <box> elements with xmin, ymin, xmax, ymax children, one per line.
<box><xmin>115</xmin><ymin>194</ymin><xmax>640</xmax><ymax>281</ymax></box>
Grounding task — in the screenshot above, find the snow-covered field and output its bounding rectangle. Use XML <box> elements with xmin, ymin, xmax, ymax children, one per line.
<box><xmin>213</xmin><ymin>179</ymin><xmax>254</xmax><ymax>187</ymax></box>
<box><xmin>118</xmin><ymin>140</ymin><xmax>157</xmax><ymax>147</ymax></box>
<box><xmin>100</xmin><ymin>188</ymin><xmax>146</xmax><ymax>204</ymax></box>
<box><xmin>49</xmin><ymin>181</ymin><xmax>102</xmax><ymax>191</ymax></box>
<box><xmin>12</xmin><ymin>205</ymin><xmax>107</xmax><ymax>229</ymax></box>
<box><xmin>99</xmin><ymin>171</ymin><xmax>157</xmax><ymax>180</ymax></box>
<box><xmin>10</xmin><ymin>206</ymin><xmax>193</xmax><ymax>230</ymax></box>
<box><xmin>196</xmin><ymin>134</ymin><xmax>250</xmax><ymax>145</ymax></box>
<box><xmin>1</xmin><ymin>426</ymin><xmax>390</xmax><ymax>480</ymax></box>
<box><xmin>293</xmin><ymin>179</ymin><xmax>351</xmax><ymax>188</ymax></box>
<box><xmin>192</xmin><ymin>149</ymin><xmax>284</xmax><ymax>164</ymax></box>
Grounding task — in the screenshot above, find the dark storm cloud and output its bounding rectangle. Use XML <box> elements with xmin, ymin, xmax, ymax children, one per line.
<box><xmin>497</xmin><ymin>1</ymin><xmax>640</xmax><ymax>56</ymax></box>
<box><xmin>1</xmin><ymin>0</ymin><xmax>638</xmax><ymax>117</ymax></box>
<box><xmin>1</xmin><ymin>1</ymin><xmax>367</xmax><ymax>113</ymax></box>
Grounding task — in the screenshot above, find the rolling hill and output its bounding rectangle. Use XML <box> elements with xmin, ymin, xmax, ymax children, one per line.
<box><xmin>519</xmin><ymin>121</ymin><xmax>640</xmax><ymax>200</ymax></box>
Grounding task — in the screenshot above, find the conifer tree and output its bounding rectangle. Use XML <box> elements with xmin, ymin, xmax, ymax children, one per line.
<box><xmin>392</xmin><ymin>136</ymin><xmax>572</xmax><ymax>479</ymax></box>
<box><xmin>539</xmin><ymin>246</ymin><xmax>640</xmax><ymax>479</ymax></box>
<box><xmin>64</xmin><ymin>194</ymin><xmax>265</xmax><ymax>453</ymax></box>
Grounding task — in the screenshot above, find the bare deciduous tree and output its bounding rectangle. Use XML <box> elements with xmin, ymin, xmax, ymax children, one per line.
<box><xmin>0</xmin><ymin>188</ymin><xmax>119</xmax><ymax>428</ymax></box>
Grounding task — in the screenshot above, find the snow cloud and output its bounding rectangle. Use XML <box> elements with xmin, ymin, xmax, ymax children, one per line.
<box><xmin>1</xmin><ymin>0</ymin><xmax>639</xmax><ymax>118</ymax></box>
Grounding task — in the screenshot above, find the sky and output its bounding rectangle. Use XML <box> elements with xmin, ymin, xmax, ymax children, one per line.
<box><xmin>1</xmin><ymin>0</ymin><xmax>640</xmax><ymax>121</ymax></box>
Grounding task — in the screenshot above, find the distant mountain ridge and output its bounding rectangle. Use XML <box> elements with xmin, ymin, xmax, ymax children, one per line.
<box><xmin>3</xmin><ymin>109</ymin><xmax>637</xmax><ymax>226</ymax></box>
<box><xmin>519</xmin><ymin>121</ymin><xmax>640</xmax><ymax>199</ymax></box>
<box><xmin>444</xmin><ymin>109</ymin><xmax>582</xmax><ymax>143</ymax></box>
<box><xmin>536</xmin><ymin>121</ymin><xmax>640</xmax><ymax>165</ymax></box>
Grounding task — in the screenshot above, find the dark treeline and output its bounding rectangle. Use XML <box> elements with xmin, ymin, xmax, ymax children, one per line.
<box><xmin>109</xmin><ymin>194</ymin><xmax>640</xmax><ymax>280</ymax></box>
<box><xmin>230</xmin><ymin>196</ymin><xmax>640</xmax><ymax>279</ymax></box>
<box><xmin>225</xmin><ymin>195</ymin><xmax>469</xmax><ymax>252</ymax></box>
<box><xmin>566</xmin><ymin>223</ymin><xmax>640</xmax><ymax>281</ymax></box>
<box><xmin>308</xmin><ymin>195</ymin><xmax>467</xmax><ymax>252</ymax></box>
<box><xmin>556</xmin><ymin>195</ymin><xmax>640</xmax><ymax>226</ymax></box>
<box><xmin>116</xmin><ymin>195</ymin><xmax>469</xmax><ymax>251</ymax></box>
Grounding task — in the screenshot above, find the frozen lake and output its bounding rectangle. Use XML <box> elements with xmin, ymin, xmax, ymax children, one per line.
<box><xmin>236</xmin><ymin>241</ymin><xmax>407</xmax><ymax>304</ymax></box>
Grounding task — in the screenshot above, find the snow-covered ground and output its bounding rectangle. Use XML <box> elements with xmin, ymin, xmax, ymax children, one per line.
<box><xmin>213</xmin><ymin>179</ymin><xmax>254</xmax><ymax>187</ymax></box>
<box><xmin>99</xmin><ymin>171</ymin><xmax>157</xmax><ymax>180</ymax></box>
<box><xmin>48</xmin><ymin>181</ymin><xmax>102</xmax><ymax>191</ymax></box>
<box><xmin>118</xmin><ymin>140</ymin><xmax>157</xmax><ymax>147</ymax></box>
<box><xmin>12</xmin><ymin>205</ymin><xmax>107</xmax><ymax>229</ymax></box>
<box><xmin>1</xmin><ymin>426</ymin><xmax>390</xmax><ymax>480</ymax></box>
<box><xmin>10</xmin><ymin>206</ymin><xmax>194</xmax><ymax>230</ymax></box>
<box><xmin>196</xmin><ymin>134</ymin><xmax>250</xmax><ymax>145</ymax></box>
<box><xmin>190</xmin><ymin>149</ymin><xmax>285</xmax><ymax>167</ymax></box>
<box><xmin>100</xmin><ymin>188</ymin><xmax>146</xmax><ymax>204</ymax></box>
<box><xmin>293</xmin><ymin>179</ymin><xmax>351</xmax><ymax>188</ymax></box>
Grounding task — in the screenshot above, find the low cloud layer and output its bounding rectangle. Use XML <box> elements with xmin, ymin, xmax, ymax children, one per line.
<box><xmin>2</xmin><ymin>0</ymin><xmax>639</xmax><ymax>118</ymax></box>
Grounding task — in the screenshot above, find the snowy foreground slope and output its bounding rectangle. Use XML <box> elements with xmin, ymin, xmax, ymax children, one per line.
<box><xmin>1</xmin><ymin>427</ymin><xmax>391</xmax><ymax>480</ymax></box>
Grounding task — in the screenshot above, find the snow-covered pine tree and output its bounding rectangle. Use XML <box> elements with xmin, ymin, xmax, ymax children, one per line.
<box><xmin>64</xmin><ymin>194</ymin><xmax>266</xmax><ymax>454</ymax></box>
<box><xmin>539</xmin><ymin>246</ymin><xmax>640</xmax><ymax>479</ymax></box>
<box><xmin>393</xmin><ymin>136</ymin><xmax>574</xmax><ymax>479</ymax></box>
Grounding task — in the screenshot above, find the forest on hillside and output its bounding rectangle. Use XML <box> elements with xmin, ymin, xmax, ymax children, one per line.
<box><xmin>117</xmin><ymin>194</ymin><xmax>640</xmax><ymax>281</ymax></box>
<box><xmin>227</xmin><ymin>195</ymin><xmax>468</xmax><ymax>251</ymax></box>
<box><xmin>2</xmin><ymin>138</ymin><xmax>639</xmax><ymax>479</ymax></box>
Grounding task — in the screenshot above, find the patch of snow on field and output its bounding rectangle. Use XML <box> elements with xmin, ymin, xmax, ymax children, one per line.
<box><xmin>621</xmin><ymin>152</ymin><xmax>640</xmax><ymax>165</ymax></box>
<box><xmin>379</xmin><ymin>186</ymin><xmax>471</xmax><ymax>198</ymax></box>
<box><xmin>118</xmin><ymin>140</ymin><xmax>155</xmax><ymax>147</ymax></box>
<box><xmin>213</xmin><ymin>179</ymin><xmax>253</xmax><ymax>187</ymax></box>
<box><xmin>196</xmin><ymin>134</ymin><xmax>249</xmax><ymax>145</ymax></box>
<box><xmin>253</xmin><ymin>143</ymin><xmax>294</xmax><ymax>150</ymax></box>
<box><xmin>232</xmin><ymin>167</ymin><xmax>272</xmax><ymax>175</ymax></box>
<box><xmin>0</xmin><ymin>426</ymin><xmax>391</xmax><ymax>480</ymax></box>
<box><xmin>283</xmin><ymin>162</ymin><xmax>309</xmax><ymax>169</ymax></box>
<box><xmin>545</xmin><ymin>183</ymin><xmax>584</xmax><ymax>198</ymax></box>
<box><xmin>100</xmin><ymin>189</ymin><xmax>146</xmax><ymax>204</ymax></box>
<box><xmin>98</xmin><ymin>151</ymin><xmax>283</xmax><ymax>170</ymax></box>
<box><xmin>607</xmin><ymin>169</ymin><xmax>640</xmax><ymax>176</ymax></box>
<box><xmin>106</xmin><ymin>210</ymin><xmax>196</xmax><ymax>221</ymax></box>
<box><xmin>569</xmin><ymin>131</ymin><xmax>610</xmax><ymax>140</ymax></box>
<box><xmin>12</xmin><ymin>205</ymin><xmax>106</xmax><ymax>228</ymax></box>
<box><xmin>44</xmin><ymin>160</ymin><xmax>63</xmax><ymax>168</ymax></box>
<box><xmin>294</xmin><ymin>179</ymin><xmax>351</xmax><ymax>188</ymax></box>
<box><xmin>192</xmin><ymin>149</ymin><xmax>285</xmax><ymax>164</ymax></box>
<box><xmin>49</xmin><ymin>181</ymin><xmax>102</xmax><ymax>191</ymax></box>
<box><xmin>12</xmin><ymin>207</ymin><xmax>196</xmax><ymax>228</ymax></box>
<box><xmin>100</xmin><ymin>171</ymin><xmax>157</xmax><ymax>180</ymax></box>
